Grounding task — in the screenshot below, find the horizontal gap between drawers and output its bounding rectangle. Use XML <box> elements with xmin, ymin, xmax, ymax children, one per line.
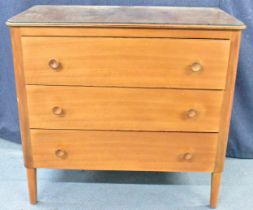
<box><xmin>21</xmin><ymin>35</ymin><xmax>230</xmax><ymax>41</ymax></box>
<box><xmin>30</xmin><ymin>128</ymin><xmax>219</xmax><ymax>134</ymax></box>
<box><xmin>25</xmin><ymin>84</ymin><xmax>225</xmax><ymax>91</ymax></box>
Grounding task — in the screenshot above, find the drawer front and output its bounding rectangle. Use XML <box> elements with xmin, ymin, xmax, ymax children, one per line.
<box><xmin>26</xmin><ymin>86</ymin><xmax>223</xmax><ymax>132</ymax></box>
<box><xmin>22</xmin><ymin>37</ymin><xmax>230</xmax><ymax>89</ymax></box>
<box><xmin>30</xmin><ymin>129</ymin><xmax>218</xmax><ymax>172</ymax></box>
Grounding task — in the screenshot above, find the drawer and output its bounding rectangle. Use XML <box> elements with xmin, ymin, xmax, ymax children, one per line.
<box><xmin>26</xmin><ymin>85</ymin><xmax>223</xmax><ymax>132</ymax></box>
<box><xmin>22</xmin><ymin>37</ymin><xmax>230</xmax><ymax>89</ymax></box>
<box><xmin>30</xmin><ymin>129</ymin><xmax>218</xmax><ymax>172</ymax></box>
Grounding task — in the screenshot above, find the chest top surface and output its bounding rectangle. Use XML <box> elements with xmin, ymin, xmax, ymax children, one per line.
<box><xmin>7</xmin><ymin>5</ymin><xmax>245</xmax><ymax>30</ymax></box>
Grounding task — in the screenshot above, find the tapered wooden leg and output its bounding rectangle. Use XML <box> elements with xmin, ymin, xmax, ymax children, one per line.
<box><xmin>26</xmin><ymin>168</ymin><xmax>37</xmax><ymax>204</ymax></box>
<box><xmin>210</xmin><ymin>172</ymin><xmax>221</xmax><ymax>208</ymax></box>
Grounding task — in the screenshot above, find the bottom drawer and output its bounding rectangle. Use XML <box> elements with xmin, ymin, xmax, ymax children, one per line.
<box><xmin>30</xmin><ymin>130</ymin><xmax>218</xmax><ymax>172</ymax></box>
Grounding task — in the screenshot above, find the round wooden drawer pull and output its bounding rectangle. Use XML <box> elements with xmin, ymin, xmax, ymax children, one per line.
<box><xmin>191</xmin><ymin>62</ymin><xmax>202</xmax><ymax>72</ymax></box>
<box><xmin>187</xmin><ymin>109</ymin><xmax>198</xmax><ymax>119</ymax></box>
<box><xmin>184</xmin><ymin>153</ymin><xmax>193</xmax><ymax>160</ymax></box>
<box><xmin>52</xmin><ymin>106</ymin><xmax>64</xmax><ymax>116</ymax></box>
<box><xmin>48</xmin><ymin>58</ymin><xmax>61</xmax><ymax>70</ymax></box>
<box><xmin>55</xmin><ymin>149</ymin><xmax>67</xmax><ymax>159</ymax></box>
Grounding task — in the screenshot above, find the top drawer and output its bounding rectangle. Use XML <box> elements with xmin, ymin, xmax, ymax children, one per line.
<box><xmin>22</xmin><ymin>37</ymin><xmax>230</xmax><ymax>89</ymax></box>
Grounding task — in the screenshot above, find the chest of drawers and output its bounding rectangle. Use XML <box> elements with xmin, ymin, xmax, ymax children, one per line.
<box><xmin>7</xmin><ymin>6</ymin><xmax>245</xmax><ymax>208</ymax></box>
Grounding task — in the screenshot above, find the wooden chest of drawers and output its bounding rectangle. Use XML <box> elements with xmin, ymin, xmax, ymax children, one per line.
<box><xmin>7</xmin><ymin>6</ymin><xmax>245</xmax><ymax>208</ymax></box>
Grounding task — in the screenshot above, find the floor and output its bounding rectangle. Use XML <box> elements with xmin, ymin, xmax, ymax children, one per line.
<box><xmin>1</xmin><ymin>138</ymin><xmax>253</xmax><ymax>210</ymax></box>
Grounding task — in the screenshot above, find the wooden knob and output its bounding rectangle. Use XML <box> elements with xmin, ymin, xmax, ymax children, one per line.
<box><xmin>191</xmin><ymin>62</ymin><xmax>202</xmax><ymax>72</ymax></box>
<box><xmin>184</xmin><ymin>153</ymin><xmax>193</xmax><ymax>160</ymax></box>
<box><xmin>48</xmin><ymin>59</ymin><xmax>60</xmax><ymax>70</ymax></box>
<box><xmin>55</xmin><ymin>149</ymin><xmax>67</xmax><ymax>159</ymax></box>
<box><xmin>52</xmin><ymin>106</ymin><xmax>64</xmax><ymax>116</ymax></box>
<box><xmin>187</xmin><ymin>109</ymin><xmax>198</xmax><ymax>119</ymax></box>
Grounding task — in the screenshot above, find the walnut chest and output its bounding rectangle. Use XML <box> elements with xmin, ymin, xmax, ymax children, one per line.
<box><xmin>7</xmin><ymin>5</ymin><xmax>245</xmax><ymax>208</ymax></box>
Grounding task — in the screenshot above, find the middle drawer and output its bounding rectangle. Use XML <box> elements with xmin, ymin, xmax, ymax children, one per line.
<box><xmin>26</xmin><ymin>86</ymin><xmax>223</xmax><ymax>132</ymax></box>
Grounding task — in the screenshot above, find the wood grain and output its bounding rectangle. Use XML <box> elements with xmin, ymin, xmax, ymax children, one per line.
<box><xmin>26</xmin><ymin>86</ymin><xmax>224</xmax><ymax>132</ymax></box>
<box><xmin>210</xmin><ymin>172</ymin><xmax>221</xmax><ymax>208</ymax></box>
<box><xmin>10</xmin><ymin>28</ymin><xmax>33</xmax><ymax>168</ymax></box>
<box><xmin>22</xmin><ymin>37</ymin><xmax>230</xmax><ymax>89</ymax></box>
<box><xmin>215</xmin><ymin>32</ymin><xmax>242</xmax><ymax>172</ymax></box>
<box><xmin>30</xmin><ymin>129</ymin><xmax>218</xmax><ymax>172</ymax></box>
<box><xmin>27</xmin><ymin>168</ymin><xmax>37</xmax><ymax>204</ymax></box>
<box><xmin>8</xmin><ymin>6</ymin><xmax>245</xmax><ymax>206</ymax></box>
<box><xmin>19</xmin><ymin>27</ymin><xmax>234</xmax><ymax>39</ymax></box>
